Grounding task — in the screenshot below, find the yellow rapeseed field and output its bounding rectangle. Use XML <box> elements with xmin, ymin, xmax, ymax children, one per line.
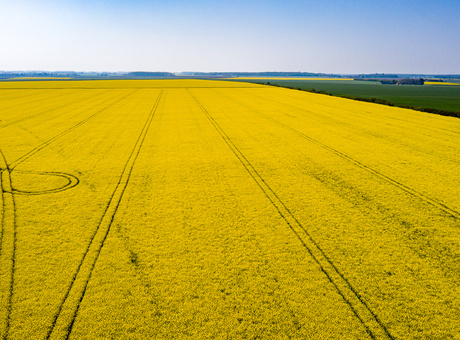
<box><xmin>1</xmin><ymin>79</ymin><xmax>459</xmax><ymax>339</ymax></box>
<box><xmin>424</xmin><ymin>81</ymin><xmax>460</xmax><ymax>86</ymax></box>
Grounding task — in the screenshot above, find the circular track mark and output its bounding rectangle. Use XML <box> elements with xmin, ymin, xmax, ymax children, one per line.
<box><xmin>6</xmin><ymin>171</ymin><xmax>79</xmax><ymax>195</ymax></box>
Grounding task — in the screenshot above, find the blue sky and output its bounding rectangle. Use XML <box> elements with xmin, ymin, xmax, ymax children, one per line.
<box><xmin>0</xmin><ymin>0</ymin><xmax>459</xmax><ymax>73</ymax></box>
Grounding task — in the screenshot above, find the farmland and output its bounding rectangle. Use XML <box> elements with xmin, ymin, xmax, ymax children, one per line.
<box><xmin>1</xmin><ymin>79</ymin><xmax>460</xmax><ymax>339</ymax></box>
<box><xmin>230</xmin><ymin>78</ymin><xmax>460</xmax><ymax>113</ymax></box>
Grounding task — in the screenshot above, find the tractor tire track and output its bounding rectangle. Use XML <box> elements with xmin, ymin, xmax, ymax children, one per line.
<box><xmin>45</xmin><ymin>90</ymin><xmax>163</xmax><ymax>340</ymax></box>
<box><xmin>188</xmin><ymin>89</ymin><xmax>394</xmax><ymax>340</ymax></box>
<box><xmin>0</xmin><ymin>89</ymin><xmax>112</xmax><ymax>130</ymax></box>
<box><xmin>236</xmin><ymin>88</ymin><xmax>460</xmax><ymax>162</ymax></box>
<box><xmin>0</xmin><ymin>89</ymin><xmax>136</xmax><ymax>339</ymax></box>
<box><xmin>212</xmin><ymin>88</ymin><xmax>460</xmax><ymax>220</ymax></box>
<box><xmin>0</xmin><ymin>89</ymin><xmax>49</xmax><ymax>102</ymax></box>
<box><xmin>255</xmin><ymin>108</ymin><xmax>460</xmax><ymax>220</ymax></box>
<box><xmin>0</xmin><ymin>151</ymin><xmax>16</xmax><ymax>340</ymax></box>
<box><xmin>9</xmin><ymin>90</ymin><xmax>138</xmax><ymax>171</ymax></box>
<box><xmin>251</xmin><ymin>86</ymin><xmax>460</xmax><ymax>136</ymax></box>
<box><xmin>0</xmin><ymin>90</ymin><xmax>82</xmax><ymax>117</ymax></box>
<box><xmin>210</xmin><ymin>88</ymin><xmax>460</xmax><ymax>281</ymax></box>
<box><xmin>6</xmin><ymin>171</ymin><xmax>79</xmax><ymax>196</ymax></box>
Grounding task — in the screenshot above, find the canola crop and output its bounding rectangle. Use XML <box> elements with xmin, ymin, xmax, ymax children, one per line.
<box><xmin>424</xmin><ymin>81</ymin><xmax>460</xmax><ymax>86</ymax></box>
<box><xmin>0</xmin><ymin>79</ymin><xmax>459</xmax><ymax>339</ymax></box>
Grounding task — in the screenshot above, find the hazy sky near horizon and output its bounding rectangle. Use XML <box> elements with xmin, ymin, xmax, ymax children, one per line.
<box><xmin>1</xmin><ymin>0</ymin><xmax>459</xmax><ymax>73</ymax></box>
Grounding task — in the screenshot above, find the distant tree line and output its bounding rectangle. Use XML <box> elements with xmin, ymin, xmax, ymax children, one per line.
<box><xmin>0</xmin><ymin>71</ymin><xmax>78</xmax><ymax>79</ymax></box>
<box><xmin>380</xmin><ymin>80</ymin><xmax>398</xmax><ymax>84</ymax></box>
<box><xmin>191</xmin><ymin>72</ymin><xmax>344</xmax><ymax>78</ymax></box>
<box><xmin>353</xmin><ymin>78</ymin><xmax>425</xmax><ymax>85</ymax></box>
<box><xmin>354</xmin><ymin>78</ymin><xmax>425</xmax><ymax>85</ymax></box>
<box><xmin>127</xmin><ymin>72</ymin><xmax>175</xmax><ymax>77</ymax></box>
<box><xmin>354</xmin><ymin>74</ymin><xmax>400</xmax><ymax>79</ymax></box>
<box><xmin>395</xmin><ymin>78</ymin><xmax>425</xmax><ymax>85</ymax></box>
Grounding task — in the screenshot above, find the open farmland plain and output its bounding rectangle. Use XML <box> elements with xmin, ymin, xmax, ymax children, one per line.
<box><xmin>0</xmin><ymin>79</ymin><xmax>459</xmax><ymax>339</ymax></box>
<box><xmin>231</xmin><ymin>78</ymin><xmax>460</xmax><ymax>113</ymax></box>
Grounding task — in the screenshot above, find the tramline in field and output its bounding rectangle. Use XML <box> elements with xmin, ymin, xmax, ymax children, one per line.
<box><xmin>1</xmin><ymin>79</ymin><xmax>459</xmax><ymax>339</ymax></box>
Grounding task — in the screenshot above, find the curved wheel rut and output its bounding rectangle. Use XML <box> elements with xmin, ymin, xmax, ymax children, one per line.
<box><xmin>0</xmin><ymin>89</ymin><xmax>139</xmax><ymax>339</ymax></box>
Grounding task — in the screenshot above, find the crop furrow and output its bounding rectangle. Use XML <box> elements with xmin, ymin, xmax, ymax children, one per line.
<box><xmin>9</xmin><ymin>90</ymin><xmax>138</xmax><ymax>170</ymax></box>
<box><xmin>45</xmin><ymin>90</ymin><xmax>163</xmax><ymax>340</ymax></box>
<box><xmin>188</xmin><ymin>89</ymin><xmax>394</xmax><ymax>340</ymax></box>
<box><xmin>248</xmin><ymin>87</ymin><xmax>460</xmax><ymax>136</ymax></box>
<box><xmin>0</xmin><ymin>90</ymin><xmax>83</xmax><ymax>115</ymax></box>
<box><xmin>0</xmin><ymin>89</ymin><xmax>51</xmax><ymax>103</ymax></box>
<box><xmin>260</xmin><ymin>112</ymin><xmax>460</xmax><ymax>220</ymax></box>
<box><xmin>213</xmin><ymin>88</ymin><xmax>460</xmax><ymax>220</ymax></box>
<box><xmin>0</xmin><ymin>89</ymin><xmax>112</xmax><ymax>130</ymax></box>
<box><xmin>0</xmin><ymin>151</ymin><xmax>17</xmax><ymax>340</ymax></box>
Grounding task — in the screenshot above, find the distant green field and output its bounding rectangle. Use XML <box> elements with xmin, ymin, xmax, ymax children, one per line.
<box><xmin>235</xmin><ymin>79</ymin><xmax>460</xmax><ymax>113</ymax></box>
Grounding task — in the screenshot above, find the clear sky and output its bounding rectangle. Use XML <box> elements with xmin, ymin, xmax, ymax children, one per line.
<box><xmin>1</xmin><ymin>0</ymin><xmax>459</xmax><ymax>73</ymax></box>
